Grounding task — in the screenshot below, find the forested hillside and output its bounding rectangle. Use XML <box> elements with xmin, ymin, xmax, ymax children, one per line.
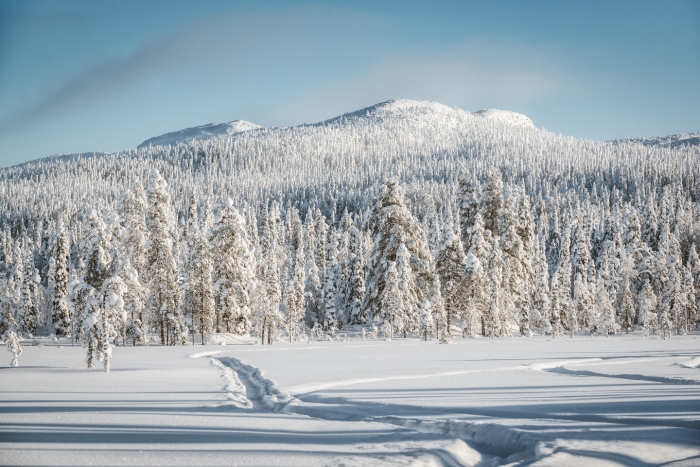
<box><xmin>1</xmin><ymin>99</ymin><xmax>699</xmax><ymax>370</ymax></box>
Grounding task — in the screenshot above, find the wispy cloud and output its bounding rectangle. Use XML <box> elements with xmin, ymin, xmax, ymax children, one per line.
<box><xmin>0</xmin><ymin>5</ymin><xmax>576</xmax><ymax>135</ymax></box>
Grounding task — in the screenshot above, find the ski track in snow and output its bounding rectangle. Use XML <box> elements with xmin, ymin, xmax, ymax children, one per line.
<box><xmin>196</xmin><ymin>354</ymin><xmax>491</xmax><ymax>466</ymax></box>
<box><xmin>193</xmin><ymin>352</ymin><xmax>700</xmax><ymax>466</ymax></box>
<box><xmin>527</xmin><ymin>357</ymin><xmax>700</xmax><ymax>385</ymax></box>
<box><xmin>678</xmin><ymin>356</ymin><xmax>700</xmax><ymax>370</ymax></box>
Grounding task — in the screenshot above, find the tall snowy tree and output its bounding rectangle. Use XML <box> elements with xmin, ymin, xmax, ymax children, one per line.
<box><xmin>435</xmin><ymin>221</ymin><xmax>466</xmax><ymax>335</ymax></box>
<box><xmin>639</xmin><ymin>281</ymin><xmax>658</xmax><ymax>337</ymax></box>
<box><xmin>285</xmin><ymin>242</ymin><xmax>306</xmax><ymax>342</ymax></box>
<box><xmin>396</xmin><ymin>243</ymin><xmax>420</xmax><ymax>337</ymax></box>
<box><xmin>52</xmin><ymin>223</ymin><xmax>71</xmax><ymax>337</ymax></box>
<box><xmin>209</xmin><ymin>199</ymin><xmax>255</xmax><ymax>336</ymax></box>
<box><xmin>145</xmin><ymin>170</ymin><xmax>186</xmax><ymax>346</ymax></box>
<box><xmin>363</xmin><ymin>178</ymin><xmax>432</xmax><ymax>320</ymax></box>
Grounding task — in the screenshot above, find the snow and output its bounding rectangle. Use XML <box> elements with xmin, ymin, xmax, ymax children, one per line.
<box><xmin>318</xmin><ymin>99</ymin><xmax>537</xmax><ymax>130</ymax></box>
<box><xmin>609</xmin><ymin>132</ymin><xmax>700</xmax><ymax>148</ymax></box>
<box><xmin>137</xmin><ymin>119</ymin><xmax>262</xmax><ymax>148</ymax></box>
<box><xmin>471</xmin><ymin>109</ymin><xmax>535</xmax><ymax>129</ymax></box>
<box><xmin>2</xmin><ymin>331</ymin><xmax>699</xmax><ymax>466</ymax></box>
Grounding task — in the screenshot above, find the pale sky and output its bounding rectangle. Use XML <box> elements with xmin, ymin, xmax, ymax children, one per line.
<box><xmin>1</xmin><ymin>0</ymin><xmax>698</xmax><ymax>166</ymax></box>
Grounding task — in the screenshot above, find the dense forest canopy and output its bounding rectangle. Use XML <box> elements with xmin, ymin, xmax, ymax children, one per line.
<box><xmin>1</xmin><ymin>100</ymin><xmax>699</xmax><ymax>370</ymax></box>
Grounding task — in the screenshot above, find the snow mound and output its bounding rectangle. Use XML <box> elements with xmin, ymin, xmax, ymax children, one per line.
<box><xmin>138</xmin><ymin>120</ymin><xmax>261</xmax><ymax>148</ymax></box>
<box><xmin>609</xmin><ymin>132</ymin><xmax>700</xmax><ymax>148</ymax></box>
<box><xmin>472</xmin><ymin>109</ymin><xmax>535</xmax><ymax>128</ymax></box>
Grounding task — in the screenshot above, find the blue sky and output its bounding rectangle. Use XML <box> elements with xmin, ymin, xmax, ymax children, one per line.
<box><xmin>0</xmin><ymin>0</ymin><xmax>698</xmax><ymax>167</ymax></box>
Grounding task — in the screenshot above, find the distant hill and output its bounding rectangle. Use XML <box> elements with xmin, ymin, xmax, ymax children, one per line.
<box><xmin>608</xmin><ymin>133</ymin><xmax>700</xmax><ymax>148</ymax></box>
<box><xmin>138</xmin><ymin>120</ymin><xmax>261</xmax><ymax>148</ymax></box>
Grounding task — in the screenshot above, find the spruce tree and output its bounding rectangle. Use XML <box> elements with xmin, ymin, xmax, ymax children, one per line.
<box><xmin>363</xmin><ymin>178</ymin><xmax>432</xmax><ymax>320</ymax></box>
<box><xmin>209</xmin><ymin>199</ymin><xmax>255</xmax><ymax>336</ymax></box>
<box><xmin>418</xmin><ymin>299</ymin><xmax>435</xmax><ymax>341</ymax></box>
<box><xmin>596</xmin><ymin>271</ymin><xmax>619</xmax><ymax>337</ymax></box>
<box><xmin>435</xmin><ymin>222</ymin><xmax>466</xmax><ymax>336</ymax></box>
<box><xmin>348</xmin><ymin>226</ymin><xmax>366</xmax><ymax>325</ymax></box>
<box><xmin>639</xmin><ymin>281</ymin><xmax>658</xmax><ymax>337</ymax></box>
<box><xmin>184</xmin><ymin>206</ymin><xmax>215</xmax><ymax>345</ymax></box>
<box><xmin>485</xmin><ymin>236</ymin><xmax>504</xmax><ymax>338</ymax></box>
<box><xmin>397</xmin><ymin>243</ymin><xmax>420</xmax><ymax>336</ymax></box>
<box><xmin>532</xmin><ymin>237</ymin><xmax>551</xmax><ymax>331</ymax></box>
<box><xmin>5</xmin><ymin>329</ymin><xmax>22</xmax><ymax>367</ymax></box>
<box><xmin>286</xmin><ymin>242</ymin><xmax>306</xmax><ymax>342</ymax></box>
<box><xmin>323</xmin><ymin>237</ymin><xmax>338</xmax><ymax>331</ymax></box>
<box><xmin>145</xmin><ymin>170</ymin><xmax>186</xmax><ymax>346</ymax></box>
<box><xmin>52</xmin><ymin>223</ymin><xmax>71</xmax><ymax>337</ymax></box>
<box><xmin>380</xmin><ymin>261</ymin><xmax>401</xmax><ymax>340</ymax></box>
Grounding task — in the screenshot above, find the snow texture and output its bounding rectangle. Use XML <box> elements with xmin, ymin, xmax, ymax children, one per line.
<box><xmin>609</xmin><ymin>132</ymin><xmax>700</xmax><ymax>148</ymax></box>
<box><xmin>2</xmin><ymin>332</ymin><xmax>699</xmax><ymax>466</ymax></box>
<box><xmin>138</xmin><ymin>120</ymin><xmax>262</xmax><ymax>148</ymax></box>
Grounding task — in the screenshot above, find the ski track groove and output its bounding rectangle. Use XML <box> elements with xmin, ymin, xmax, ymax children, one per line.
<box><xmin>192</xmin><ymin>353</ymin><xmax>700</xmax><ymax>466</ymax></box>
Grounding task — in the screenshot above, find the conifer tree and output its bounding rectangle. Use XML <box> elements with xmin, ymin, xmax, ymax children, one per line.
<box><xmin>485</xmin><ymin>236</ymin><xmax>505</xmax><ymax>337</ymax></box>
<box><xmin>435</xmin><ymin>222</ymin><xmax>466</xmax><ymax>335</ymax></box>
<box><xmin>52</xmin><ymin>223</ymin><xmax>71</xmax><ymax>337</ymax></box>
<box><xmin>462</xmin><ymin>252</ymin><xmax>487</xmax><ymax>336</ymax></box>
<box><xmin>145</xmin><ymin>170</ymin><xmax>186</xmax><ymax>345</ymax></box>
<box><xmin>209</xmin><ymin>199</ymin><xmax>255</xmax><ymax>336</ymax></box>
<box><xmin>184</xmin><ymin>204</ymin><xmax>215</xmax><ymax>345</ymax></box>
<box><xmin>380</xmin><ymin>261</ymin><xmax>401</xmax><ymax>340</ymax></box>
<box><xmin>553</xmin><ymin>228</ymin><xmax>573</xmax><ymax>330</ymax></box>
<box><xmin>457</xmin><ymin>169</ymin><xmax>479</xmax><ymax>250</ymax></box>
<box><xmin>397</xmin><ymin>243</ymin><xmax>420</xmax><ymax>336</ymax></box>
<box><xmin>286</xmin><ymin>242</ymin><xmax>306</xmax><ymax>342</ymax></box>
<box><xmin>348</xmin><ymin>226</ymin><xmax>366</xmax><ymax>325</ymax></box>
<box><xmin>323</xmin><ymin>237</ymin><xmax>338</xmax><ymax>331</ymax></box>
<box><xmin>363</xmin><ymin>179</ymin><xmax>432</xmax><ymax>320</ymax></box>
<box><xmin>531</xmin><ymin>237</ymin><xmax>551</xmax><ymax>330</ymax></box>
<box><xmin>418</xmin><ymin>299</ymin><xmax>435</xmax><ymax>341</ymax></box>
<box><xmin>5</xmin><ymin>328</ymin><xmax>21</xmax><ymax>367</ymax></box>
<box><xmin>481</xmin><ymin>169</ymin><xmax>504</xmax><ymax>237</ymax></box>
<box><xmin>428</xmin><ymin>273</ymin><xmax>449</xmax><ymax>342</ymax></box>
<box><xmin>304</xmin><ymin>225</ymin><xmax>324</xmax><ymax>328</ymax></box>
<box><xmin>683</xmin><ymin>265</ymin><xmax>698</xmax><ymax>331</ymax></box>
<box><xmin>619</xmin><ymin>277</ymin><xmax>636</xmax><ymax>334</ymax></box>
<box><xmin>596</xmin><ymin>271</ymin><xmax>619</xmax><ymax>337</ymax></box>
<box><xmin>639</xmin><ymin>281</ymin><xmax>658</xmax><ymax>337</ymax></box>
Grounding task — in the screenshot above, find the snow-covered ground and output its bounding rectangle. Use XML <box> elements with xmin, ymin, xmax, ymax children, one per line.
<box><xmin>2</xmin><ymin>331</ymin><xmax>699</xmax><ymax>466</ymax></box>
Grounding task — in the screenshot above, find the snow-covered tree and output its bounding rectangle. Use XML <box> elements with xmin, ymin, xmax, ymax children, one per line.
<box><xmin>618</xmin><ymin>277</ymin><xmax>636</xmax><ymax>334</ymax></box>
<box><xmin>184</xmin><ymin>200</ymin><xmax>215</xmax><ymax>345</ymax></box>
<box><xmin>209</xmin><ymin>199</ymin><xmax>254</xmax><ymax>336</ymax></box>
<box><xmin>323</xmin><ymin>236</ymin><xmax>338</xmax><ymax>331</ymax></box>
<box><xmin>364</xmin><ymin>178</ymin><xmax>432</xmax><ymax>320</ymax></box>
<box><xmin>397</xmin><ymin>242</ymin><xmax>420</xmax><ymax>337</ymax></box>
<box><xmin>435</xmin><ymin>221</ymin><xmax>466</xmax><ymax>335</ymax></box>
<box><xmin>52</xmin><ymin>223</ymin><xmax>71</xmax><ymax>337</ymax></box>
<box><xmin>418</xmin><ymin>299</ymin><xmax>435</xmax><ymax>341</ymax></box>
<box><xmin>285</xmin><ymin>242</ymin><xmax>306</xmax><ymax>342</ymax></box>
<box><xmin>348</xmin><ymin>226</ymin><xmax>366</xmax><ymax>325</ymax></box>
<box><xmin>531</xmin><ymin>237</ymin><xmax>550</xmax><ymax>330</ymax></box>
<box><xmin>379</xmin><ymin>261</ymin><xmax>401</xmax><ymax>340</ymax></box>
<box><xmin>145</xmin><ymin>170</ymin><xmax>186</xmax><ymax>346</ymax></box>
<box><xmin>639</xmin><ymin>281</ymin><xmax>658</xmax><ymax>337</ymax></box>
<box><xmin>596</xmin><ymin>272</ymin><xmax>619</xmax><ymax>337</ymax></box>
<box><xmin>485</xmin><ymin>236</ymin><xmax>505</xmax><ymax>338</ymax></box>
<box><xmin>5</xmin><ymin>328</ymin><xmax>21</xmax><ymax>367</ymax></box>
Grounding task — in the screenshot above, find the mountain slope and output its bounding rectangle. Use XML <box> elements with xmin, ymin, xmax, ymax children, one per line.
<box><xmin>317</xmin><ymin>99</ymin><xmax>536</xmax><ymax>129</ymax></box>
<box><xmin>608</xmin><ymin>132</ymin><xmax>700</xmax><ymax>148</ymax></box>
<box><xmin>138</xmin><ymin>120</ymin><xmax>261</xmax><ymax>148</ymax></box>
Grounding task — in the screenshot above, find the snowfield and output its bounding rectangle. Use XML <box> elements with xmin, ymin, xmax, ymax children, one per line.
<box><xmin>2</xmin><ymin>331</ymin><xmax>699</xmax><ymax>467</ymax></box>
